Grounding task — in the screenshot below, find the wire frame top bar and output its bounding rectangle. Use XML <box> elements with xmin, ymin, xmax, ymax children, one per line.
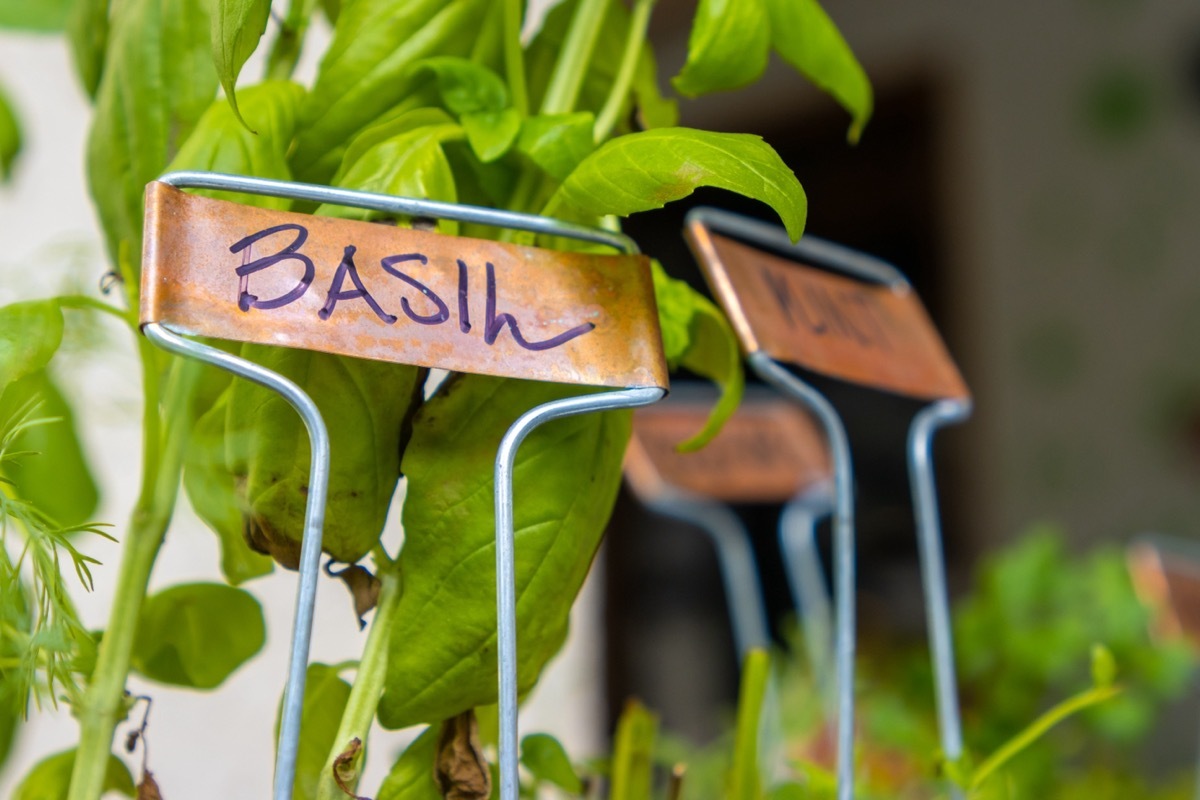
<box><xmin>140</xmin><ymin>179</ymin><xmax>669</xmax><ymax>390</ymax></box>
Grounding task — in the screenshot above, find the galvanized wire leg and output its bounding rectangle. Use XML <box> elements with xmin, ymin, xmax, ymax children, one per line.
<box><xmin>750</xmin><ymin>353</ymin><xmax>856</xmax><ymax>800</ymax></box>
<box><xmin>142</xmin><ymin>323</ymin><xmax>330</xmax><ymax>800</ymax></box>
<box><xmin>644</xmin><ymin>495</ymin><xmax>771</xmax><ymax>658</ymax></box>
<box><xmin>779</xmin><ymin>483</ymin><xmax>835</xmax><ymax>695</ymax></box>
<box><xmin>494</xmin><ymin>387</ymin><xmax>665</xmax><ymax>800</ymax></box>
<box><xmin>908</xmin><ymin>400</ymin><xmax>970</xmax><ymax>797</ymax></box>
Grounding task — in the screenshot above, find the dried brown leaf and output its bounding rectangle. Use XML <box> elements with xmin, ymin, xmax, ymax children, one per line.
<box><xmin>435</xmin><ymin>710</ymin><xmax>491</xmax><ymax>800</ymax></box>
<box><xmin>326</xmin><ymin>561</ymin><xmax>382</xmax><ymax>629</ymax></box>
<box><xmin>332</xmin><ymin>737</ymin><xmax>371</xmax><ymax>800</ymax></box>
<box><xmin>137</xmin><ymin>770</ymin><xmax>163</xmax><ymax>800</ymax></box>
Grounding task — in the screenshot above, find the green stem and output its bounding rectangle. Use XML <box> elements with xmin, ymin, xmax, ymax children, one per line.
<box><xmin>539</xmin><ymin>0</ymin><xmax>611</xmax><ymax>115</ymax></box>
<box><xmin>66</xmin><ymin>357</ymin><xmax>195</xmax><ymax>800</ymax></box>
<box><xmin>503</xmin><ymin>0</ymin><xmax>528</xmax><ymax>116</ymax></box>
<box><xmin>56</xmin><ymin>295</ymin><xmax>134</xmax><ymax>327</ymax></box>
<box><xmin>729</xmin><ymin>649</ymin><xmax>770</xmax><ymax>800</ymax></box>
<box><xmin>315</xmin><ymin>568</ymin><xmax>403</xmax><ymax>800</ymax></box>
<box><xmin>592</xmin><ymin>0</ymin><xmax>655</xmax><ymax>143</ymax></box>
<box><xmin>969</xmin><ymin>684</ymin><xmax>1121</xmax><ymax>791</ymax></box>
<box><xmin>265</xmin><ymin>0</ymin><xmax>316</xmax><ymax>82</ymax></box>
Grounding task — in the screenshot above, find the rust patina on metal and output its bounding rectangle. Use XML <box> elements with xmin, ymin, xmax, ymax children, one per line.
<box><xmin>687</xmin><ymin>223</ymin><xmax>969</xmax><ymax>402</ymax></box>
<box><xmin>140</xmin><ymin>182</ymin><xmax>669</xmax><ymax>390</ymax></box>
<box><xmin>625</xmin><ymin>399</ymin><xmax>831</xmax><ymax>504</ymax></box>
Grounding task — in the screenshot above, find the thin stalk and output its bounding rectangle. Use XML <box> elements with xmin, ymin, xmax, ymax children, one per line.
<box><xmin>593</xmin><ymin>0</ymin><xmax>655</xmax><ymax>143</ymax></box>
<box><xmin>315</xmin><ymin>568</ymin><xmax>403</xmax><ymax>800</ymax></box>
<box><xmin>539</xmin><ymin>0</ymin><xmax>611</xmax><ymax>115</ymax></box>
<box><xmin>56</xmin><ymin>295</ymin><xmax>134</xmax><ymax>327</ymax></box>
<box><xmin>969</xmin><ymin>684</ymin><xmax>1121</xmax><ymax>791</ymax></box>
<box><xmin>503</xmin><ymin>0</ymin><xmax>528</xmax><ymax>116</ymax></box>
<box><xmin>66</xmin><ymin>357</ymin><xmax>195</xmax><ymax>800</ymax></box>
<box><xmin>265</xmin><ymin>0</ymin><xmax>317</xmax><ymax>82</ymax></box>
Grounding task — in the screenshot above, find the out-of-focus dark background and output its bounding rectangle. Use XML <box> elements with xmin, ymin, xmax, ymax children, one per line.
<box><xmin>605</xmin><ymin>0</ymin><xmax>1200</xmax><ymax>750</ymax></box>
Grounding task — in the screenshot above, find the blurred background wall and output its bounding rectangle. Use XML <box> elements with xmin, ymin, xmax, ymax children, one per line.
<box><xmin>605</xmin><ymin>0</ymin><xmax>1200</xmax><ymax>748</ymax></box>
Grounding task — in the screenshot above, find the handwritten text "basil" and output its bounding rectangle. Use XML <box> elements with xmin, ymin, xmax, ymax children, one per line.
<box><xmin>230</xmin><ymin>224</ymin><xmax>595</xmax><ymax>352</ymax></box>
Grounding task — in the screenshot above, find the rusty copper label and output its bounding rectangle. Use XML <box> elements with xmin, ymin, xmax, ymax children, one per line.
<box><xmin>687</xmin><ymin>222</ymin><xmax>969</xmax><ymax>401</ymax></box>
<box><xmin>625</xmin><ymin>399</ymin><xmax>831</xmax><ymax>504</ymax></box>
<box><xmin>139</xmin><ymin>182</ymin><xmax>669</xmax><ymax>389</ymax></box>
<box><xmin>1128</xmin><ymin>542</ymin><xmax>1200</xmax><ymax>644</ymax></box>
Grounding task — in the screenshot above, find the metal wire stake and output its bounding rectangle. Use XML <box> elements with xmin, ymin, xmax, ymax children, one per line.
<box><xmin>643</xmin><ymin>494</ymin><xmax>771</xmax><ymax>658</ymax></box>
<box><xmin>779</xmin><ymin>482</ymin><xmax>835</xmax><ymax>694</ymax></box>
<box><xmin>749</xmin><ymin>352</ymin><xmax>857</xmax><ymax>800</ymax></box>
<box><xmin>494</xmin><ymin>387</ymin><xmax>665</xmax><ymax>800</ymax></box>
<box><xmin>908</xmin><ymin>399</ymin><xmax>971</xmax><ymax>796</ymax></box>
<box><xmin>143</xmin><ymin>323</ymin><xmax>330</xmax><ymax>800</ymax></box>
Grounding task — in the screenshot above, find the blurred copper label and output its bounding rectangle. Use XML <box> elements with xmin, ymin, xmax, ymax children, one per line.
<box><xmin>140</xmin><ymin>182</ymin><xmax>668</xmax><ymax>389</ymax></box>
<box><xmin>625</xmin><ymin>400</ymin><xmax>831</xmax><ymax>504</ymax></box>
<box><xmin>1128</xmin><ymin>541</ymin><xmax>1200</xmax><ymax>644</ymax></box>
<box><xmin>687</xmin><ymin>223</ymin><xmax>969</xmax><ymax>401</ymax></box>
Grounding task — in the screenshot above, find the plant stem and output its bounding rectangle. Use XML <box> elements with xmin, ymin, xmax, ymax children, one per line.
<box><xmin>265</xmin><ymin>0</ymin><xmax>316</xmax><ymax>82</ymax></box>
<box><xmin>593</xmin><ymin>0</ymin><xmax>655</xmax><ymax>143</ymax></box>
<box><xmin>66</xmin><ymin>356</ymin><xmax>194</xmax><ymax>800</ymax></box>
<box><xmin>969</xmin><ymin>684</ymin><xmax>1121</xmax><ymax>791</ymax></box>
<box><xmin>315</xmin><ymin>567</ymin><xmax>403</xmax><ymax>800</ymax></box>
<box><xmin>503</xmin><ymin>0</ymin><xmax>528</xmax><ymax>116</ymax></box>
<box><xmin>539</xmin><ymin>0</ymin><xmax>611</xmax><ymax>115</ymax></box>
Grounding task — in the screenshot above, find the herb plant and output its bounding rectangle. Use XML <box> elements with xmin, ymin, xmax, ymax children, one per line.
<box><xmin>0</xmin><ymin>0</ymin><xmax>871</xmax><ymax>797</ymax></box>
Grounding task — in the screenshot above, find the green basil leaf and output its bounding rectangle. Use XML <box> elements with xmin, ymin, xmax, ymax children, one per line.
<box><xmin>211</xmin><ymin>0</ymin><xmax>272</xmax><ymax>130</ymax></box>
<box><xmin>650</xmin><ymin>262</ymin><xmax>744</xmax><ymax>451</ymax></box>
<box><xmin>333</xmin><ymin>107</ymin><xmax>456</xmax><ymax>184</ymax></box>
<box><xmin>0</xmin><ymin>0</ymin><xmax>71</xmax><ymax>32</ymax></box>
<box><xmin>413</xmin><ymin>56</ymin><xmax>508</xmax><ymax>116</ymax></box>
<box><xmin>319</xmin><ymin>123</ymin><xmax>463</xmax><ymax>230</ymax></box>
<box><xmin>0</xmin><ymin>301</ymin><xmax>64</xmax><ymax>394</ymax></box>
<box><xmin>0</xmin><ymin>549</ymin><xmax>28</xmax><ymax>768</ymax></box>
<box><xmin>292</xmin><ymin>0</ymin><xmax>486</xmax><ymax>177</ymax></box>
<box><xmin>86</xmin><ymin>0</ymin><xmax>217</xmax><ymax>270</ymax></box>
<box><xmin>0</xmin><ymin>81</ymin><xmax>21</xmax><ymax>181</ymax></box>
<box><xmin>765</xmin><ymin>0</ymin><xmax>872</xmax><ymax>143</ymax></box>
<box><xmin>377</xmin><ymin>727</ymin><xmax>440</xmax><ymax>800</ymax></box>
<box><xmin>610</xmin><ymin>700</ymin><xmax>658</xmax><ymax>800</ymax></box>
<box><xmin>0</xmin><ymin>371</ymin><xmax>99</xmax><ymax>527</ymax></box>
<box><xmin>378</xmin><ymin>375</ymin><xmax>631</xmax><ymax>729</ymax></box>
<box><xmin>521</xmin><ymin>733</ymin><xmax>583</xmax><ymax>794</ymax></box>
<box><xmin>130</xmin><ymin>582</ymin><xmax>265</xmax><ymax>688</ymax></box>
<box><xmin>166</xmin><ymin>80</ymin><xmax>306</xmax><ymax>209</ymax></box>
<box><xmin>184</xmin><ymin>387</ymin><xmax>274</xmax><ymax>585</ymax></box>
<box><xmin>672</xmin><ymin>0</ymin><xmax>770</xmax><ymax>97</ymax></box>
<box><xmin>516</xmin><ymin>113</ymin><xmax>595</xmax><ymax>181</ymax></box>
<box><xmin>274</xmin><ymin>663</ymin><xmax>353</xmax><ymax>800</ymax></box>
<box><xmin>462</xmin><ymin>108</ymin><xmax>521</xmax><ymax>163</ymax></box>
<box><xmin>227</xmin><ymin>347</ymin><xmax>423</xmax><ymax>567</ymax></box>
<box><xmin>66</xmin><ymin>0</ymin><xmax>109</xmax><ymax>98</ymax></box>
<box><xmin>632</xmin><ymin>47</ymin><xmax>678</xmax><ymax>130</ymax></box>
<box><xmin>12</xmin><ymin>748</ymin><xmax>134</xmax><ymax>799</ymax></box>
<box><xmin>549</xmin><ymin>127</ymin><xmax>806</xmax><ymax>241</ymax></box>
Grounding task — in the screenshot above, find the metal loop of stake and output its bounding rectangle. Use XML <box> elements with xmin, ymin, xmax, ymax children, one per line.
<box><xmin>688</xmin><ymin>207</ymin><xmax>971</xmax><ymax>800</ymax></box>
<box><xmin>143</xmin><ymin>172</ymin><xmax>655</xmax><ymax>800</ymax></box>
<box><xmin>494</xmin><ymin>387</ymin><xmax>664</xmax><ymax>800</ymax></box>
<box><xmin>778</xmin><ymin>480</ymin><xmax>835</xmax><ymax>696</ymax></box>
<box><xmin>143</xmin><ymin>322</ymin><xmax>331</xmax><ymax>800</ymax></box>
<box><xmin>638</xmin><ymin>490</ymin><xmax>771</xmax><ymax>659</ymax></box>
<box><xmin>748</xmin><ymin>351</ymin><xmax>858</xmax><ymax>800</ymax></box>
<box><xmin>908</xmin><ymin>399</ymin><xmax>971</xmax><ymax>779</ymax></box>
